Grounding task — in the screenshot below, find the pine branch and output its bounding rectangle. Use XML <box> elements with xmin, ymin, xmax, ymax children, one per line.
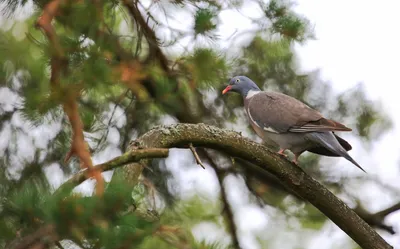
<box><xmin>35</xmin><ymin>0</ymin><xmax>105</xmax><ymax>195</ymax></box>
<box><xmin>35</xmin><ymin>0</ymin><xmax>64</xmax><ymax>59</ymax></box>
<box><xmin>113</xmin><ymin>123</ymin><xmax>393</xmax><ymax>249</ymax></box>
<box><xmin>120</xmin><ymin>1</ymin><xmax>207</xmax><ymax>123</ymax></box>
<box><xmin>10</xmin><ymin>148</ymin><xmax>168</xmax><ymax>249</ymax></box>
<box><xmin>63</xmin><ymin>93</ymin><xmax>106</xmax><ymax>195</ymax></box>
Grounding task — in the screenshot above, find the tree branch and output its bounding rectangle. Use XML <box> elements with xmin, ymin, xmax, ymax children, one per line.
<box><xmin>8</xmin><ymin>224</ymin><xmax>58</xmax><ymax>249</ymax></box>
<box><xmin>116</xmin><ymin>123</ymin><xmax>392</xmax><ymax>249</ymax></box>
<box><xmin>233</xmin><ymin>157</ymin><xmax>400</xmax><ymax>235</ymax></box>
<box><xmin>204</xmin><ymin>151</ymin><xmax>242</xmax><ymax>249</ymax></box>
<box><xmin>122</xmin><ymin>0</ymin><xmax>170</xmax><ymax>72</ymax></box>
<box><xmin>35</xmin><ymin>0</ymin><xmax>106</xmax><ymax>195</ymax></box>
<box><xmin>57</xmin><ymin>148</ymin><xmax>169</xmax><ymax>192</ymax></box>
<box><xmin>375</xmin><ymin>202</ymin><xmax>400</xmax><ymax>218</ymax></box>
<box><xmin>355</xmin><ymin>202</ymin><xmax>400</xmax><ymax>235</ymax></box>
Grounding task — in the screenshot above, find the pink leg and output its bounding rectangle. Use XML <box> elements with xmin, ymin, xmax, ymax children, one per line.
<box><xmin>277</xmin><ymin>148</ymin><xmax>288</xmax><ymax>157</ymax></box>
<box><xmin>292</xmin><ymin>154</ymin><xmax>300</xmax><ymax>165</ymax></box>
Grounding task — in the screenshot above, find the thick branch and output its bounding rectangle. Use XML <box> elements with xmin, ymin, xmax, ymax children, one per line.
<box><xmin>235</xmin><ymin>157</ymin><xmax>400</xmax><ymax>234</ymax></box>
<box><xmin>119</xmin><ymin>123</ymin><xmax>392</xmax><ymax>249</ymax></box>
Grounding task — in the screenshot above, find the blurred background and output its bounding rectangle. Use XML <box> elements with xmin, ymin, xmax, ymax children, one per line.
<box><xmin>0</xmin><ymin>0</ymin><xmax>399</xmax><ymax>248</ymax></box>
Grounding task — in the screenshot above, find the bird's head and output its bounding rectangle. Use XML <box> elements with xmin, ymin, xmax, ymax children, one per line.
<box><xmin>222</xmin><ymin>76</ymin><xmax>261</xmax><ymax>97</ymax></box>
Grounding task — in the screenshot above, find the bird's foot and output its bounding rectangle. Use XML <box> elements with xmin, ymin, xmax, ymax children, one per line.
<box><xmin>277</xmin><ymin>149</ymin><xmax>288</xmax><ymax>157</ymax></box>
<box><xmin>292</xmin><ymin>155</ymin><xmax>300</xmax><ymax>165</ymax></box>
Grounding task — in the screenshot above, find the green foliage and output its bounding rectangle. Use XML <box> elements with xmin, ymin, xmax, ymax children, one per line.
<box><xmin>0</xmin><ymin>176</ymin><xmax>156</xmax><ymax>249</ymax></box>
<box><xmin>161</xmin><ymin>196</ymin><xmax>220</xmax><ymax>226</ymax></box>
<box><xmin>235</xmin><ymin>36</ymin><xmax>310</xmax><ymax>99</ymax></box>
<box><xmin>140</xmin><ymin>237</ymin><xmax>230</xmax><ymax>249</ymax></box>
<box><xmin>194</xmin><ymin>8</ymin><xmax>218</xmax><ymax>37</ymax></box>
<box><xmin>139</xmin><ymin>196</ymin><xmax>229</xmax><ymax>249</ymax></box>
<box><xmin>263</xmin><ymin>0</ymin><xmax>313</xmax><ymax>42</ymax></box>
<box><xmin>184</xmin><ymin>48</ymin><xmax>228</xmax><ymax>88</ymax></box>
<box><xmin>298</xmin><ymin>204</ymin><xmax>327</xmax><ymax>230</ymax></box>
<box><xmin>335</xmin><ymin>85</ymin><xmax>392</xmax><ymax>140</ymax></box>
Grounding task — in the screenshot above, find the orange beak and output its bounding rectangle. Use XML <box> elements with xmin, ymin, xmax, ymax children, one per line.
<box><xmin>222</xmin><ymin>85</ymin><xmax>232</xmax><ymax>95</ymax></box>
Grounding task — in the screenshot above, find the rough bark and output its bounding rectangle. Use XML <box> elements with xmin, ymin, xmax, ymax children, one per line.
<box><xmin>117</xmin><ymin>123</ymin><xmax>392</xmax><ymax>249</ymax></box>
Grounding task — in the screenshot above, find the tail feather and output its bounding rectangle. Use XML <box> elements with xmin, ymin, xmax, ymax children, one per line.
<box><xmin>307</xmin><ymin>134</ymin><xmax>352</xmax><ymax>157</ymax></box>
<box><xmin>306</xmin><ymin>132</ymin><xmax>366</xmax><ymax>173</ymax></box>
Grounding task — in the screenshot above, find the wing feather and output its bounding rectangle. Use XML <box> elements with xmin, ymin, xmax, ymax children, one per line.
<box><xmin>247</xmin><ymin>92</ymin><xmax>352</xmax><ymax>133</ymax></box>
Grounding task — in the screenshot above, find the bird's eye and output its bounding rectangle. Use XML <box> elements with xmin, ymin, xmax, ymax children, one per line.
<box><xmin>235</xmin><ymin>79</ymin><xmax>240</xmax><ymax>83</ymax></box>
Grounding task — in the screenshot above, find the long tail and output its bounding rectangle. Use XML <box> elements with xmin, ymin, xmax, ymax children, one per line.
<box><xmin>306</xmin><ymin>132</ymin><xmax>366</xmax><ymax>173</ymax></box>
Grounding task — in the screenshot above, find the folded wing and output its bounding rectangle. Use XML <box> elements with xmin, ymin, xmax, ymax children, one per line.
<box><xmin>247</xmin><ymin>92</ymin><xmax>352</xmax><ymax>133</ymax></box>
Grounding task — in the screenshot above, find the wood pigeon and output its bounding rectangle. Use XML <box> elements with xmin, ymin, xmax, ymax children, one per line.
<box><xmin>222</xmin><ymin>75</ymin><xmax>365</xmax><ymax>172</ymax></box>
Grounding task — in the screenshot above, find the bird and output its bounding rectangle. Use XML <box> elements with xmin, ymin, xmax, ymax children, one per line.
<box><xmin>222</xmin><ymin>75</ymin><xmax>365</xmax><ymax>172</ymax></box>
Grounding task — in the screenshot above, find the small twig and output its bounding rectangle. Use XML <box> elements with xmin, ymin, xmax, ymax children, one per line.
<box><xmin>55</xmin><ymin>241</ymin><xmax>65</xmax><ymax>249</ymax></box>
<box><xmin>94</xmin><ymin>90</ymin><xmax>130</xmax><ymax>152</ymax></box>
<box><xmin>189</xmin><ymin>143</ymin><xmax>205</xmax><ymax>169</ymax></box>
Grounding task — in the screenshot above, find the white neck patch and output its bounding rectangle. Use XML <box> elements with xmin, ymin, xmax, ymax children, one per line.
<box><xmin>246</xmin><ymin>90</ymin><xmax>260</xmax><ymax>99</ymax></box>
